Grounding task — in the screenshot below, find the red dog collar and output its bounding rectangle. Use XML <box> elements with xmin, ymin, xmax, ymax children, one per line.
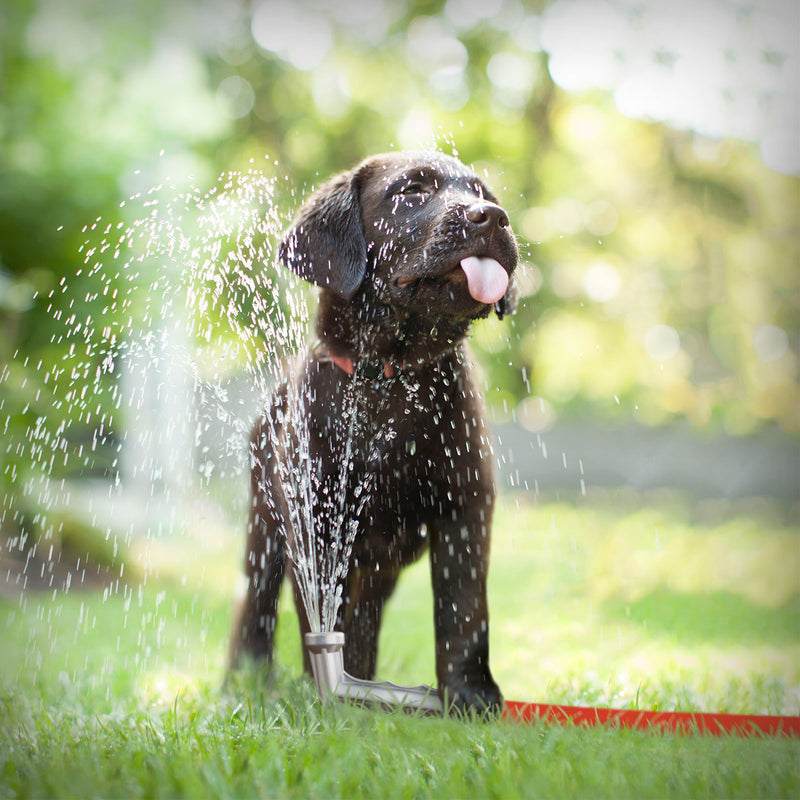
<box><xmin>313</xmin><ymin>343</ymin><xmax>396</xmax><ymax>379</ymax></box>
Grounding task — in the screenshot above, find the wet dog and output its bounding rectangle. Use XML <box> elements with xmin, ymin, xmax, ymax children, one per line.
<box><xmin>229</xmin><ymin>151</ymin><xmax>518</xmax><ymax>713</ymax></box>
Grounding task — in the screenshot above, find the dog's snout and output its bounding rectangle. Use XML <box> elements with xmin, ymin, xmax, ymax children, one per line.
<box><xmin>465</xmin><ymin>202</ymin><xmax>509</xmax><ymax>231</ymax></box>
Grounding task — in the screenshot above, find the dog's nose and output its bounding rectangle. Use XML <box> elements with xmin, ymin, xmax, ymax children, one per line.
<box><xmin>465</xmin><ymin>202</ymin><xmax>510</xmax><ymax>231</ymax></box>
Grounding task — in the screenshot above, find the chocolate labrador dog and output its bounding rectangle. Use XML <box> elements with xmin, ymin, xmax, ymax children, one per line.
<box><xmin>229</xmin><ymin>151</ymin><xmax>518</xmax><ymax>713</ymax></box>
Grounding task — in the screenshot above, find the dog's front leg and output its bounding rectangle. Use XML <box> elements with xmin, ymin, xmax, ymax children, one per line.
<box><xmin>428</xmin><ymin>509</ymin><xmax>503</xmax><ymax>715</ymax></box>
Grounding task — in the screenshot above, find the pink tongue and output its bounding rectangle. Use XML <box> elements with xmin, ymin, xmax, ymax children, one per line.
<box><xmin>460</xmin><ymin>256</ymin><xmax>509</xmax><ymax>304</ymax></box>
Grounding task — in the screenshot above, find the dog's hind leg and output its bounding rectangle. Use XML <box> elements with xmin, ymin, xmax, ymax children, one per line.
<box><xmin>228</xmin><ymin>389</ymin><xmax>289</xmax><ymax>668</ymax></box>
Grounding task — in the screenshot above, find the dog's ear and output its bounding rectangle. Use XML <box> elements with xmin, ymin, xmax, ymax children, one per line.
<box><xmin>278</xmin><ymin>170</ymin><xmax>367</xmax><ymax>300</ymax></box>
<box><xmin>494</xmin><ymin>275</ymin><xmax>518</xmax><ymax>320</ymax></box>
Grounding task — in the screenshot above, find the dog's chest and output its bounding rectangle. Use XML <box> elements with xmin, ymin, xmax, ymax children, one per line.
<box><xmin>354</xmin><ymin>378</ymin><xmax>484</xmax><ymax>495</ymax></box>
<box><xmin>303</xmin><ymin>353</ymin><xmax>490</xmax><ymax>513</ymax></box>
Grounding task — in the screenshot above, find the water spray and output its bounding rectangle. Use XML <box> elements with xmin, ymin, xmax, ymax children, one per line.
<box><xmin>12</xmin><ymin>166</ymin><xmax>795</xmax><ymax>743</ymax></box>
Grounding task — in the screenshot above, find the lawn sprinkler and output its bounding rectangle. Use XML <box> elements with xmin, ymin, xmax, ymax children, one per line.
<box><xmin>304</xmin><ymin>631</ymin><xmax>443</xmax><ymax>714</ymax></box>
<box><xmin>305</xmin><ymin>631</ymin><xmax>800</xmax><ymax>737</ymax></box>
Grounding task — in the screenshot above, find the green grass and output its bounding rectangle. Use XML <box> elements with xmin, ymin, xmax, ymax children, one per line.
<box><xmin>2</xmin><ymin>491</ymin><xmax>799</xmax><ymax>798</ymax></box>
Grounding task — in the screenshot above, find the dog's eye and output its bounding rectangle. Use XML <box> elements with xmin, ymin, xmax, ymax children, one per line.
<box><xmin>398</xmin><ymin>183</ymin><xmax>427</xmax><ymax>198</ymax></box>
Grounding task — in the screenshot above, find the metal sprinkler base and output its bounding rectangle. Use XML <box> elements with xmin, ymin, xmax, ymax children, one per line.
<box><xmin>304</xmin><ymin>631</ymin><xmax>443</xmax><ymax>715</ymax></box>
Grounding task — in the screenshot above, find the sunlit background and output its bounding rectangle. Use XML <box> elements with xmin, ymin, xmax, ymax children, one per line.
<box><xmin>0</xmin><ymin>0</ymin><xmax>798</xmax><ymax>714</ymax></box>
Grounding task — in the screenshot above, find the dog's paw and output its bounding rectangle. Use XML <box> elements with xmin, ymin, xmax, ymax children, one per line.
<box><xmin>443</xmin><ymin>675</ymin><xmax>504</xmax><ymax>719</ymax></box>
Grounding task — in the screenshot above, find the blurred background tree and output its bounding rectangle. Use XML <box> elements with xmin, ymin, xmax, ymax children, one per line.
<box><xmin>1</xmin><ymin>0</ymin><xmax>798</xmax><ymax>530</ymax></box>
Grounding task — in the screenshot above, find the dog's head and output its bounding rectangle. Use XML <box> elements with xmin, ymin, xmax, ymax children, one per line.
<box><xmin>279</xmin><ymin>152</ymin><xmax>519</xmax><ymax>322</ymax></box>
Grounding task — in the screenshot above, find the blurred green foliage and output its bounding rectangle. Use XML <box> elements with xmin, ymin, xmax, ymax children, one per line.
<box><xmin>1</xmin><ymin>0</ymin><xmax>798</xmax><ymax>518</ymax></box>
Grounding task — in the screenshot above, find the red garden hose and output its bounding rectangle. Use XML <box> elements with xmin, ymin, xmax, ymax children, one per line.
<box><xmin>503</xmin><ymin>699</ymin><xmax>800</xmax><ymax>737</ymax></box>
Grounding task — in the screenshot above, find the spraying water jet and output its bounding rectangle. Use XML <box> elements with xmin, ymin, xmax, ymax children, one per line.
<box><xmin>7</xmin><ymin>154</ymin><xmax>798</xmax><ymax>738</ymax></box>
